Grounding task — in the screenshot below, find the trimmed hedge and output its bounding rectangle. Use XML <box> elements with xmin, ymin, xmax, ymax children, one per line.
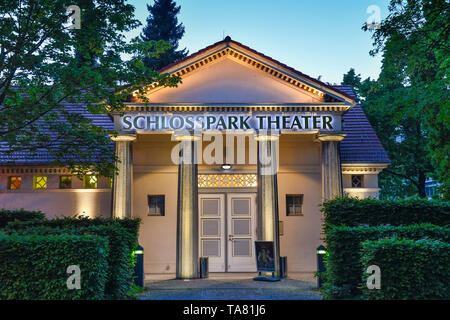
<box><xmin>5</xmin><ymin>217</ymin><xmax>140</xmax><ymax>299</ymax></box>
<box><xmin>0</xmin><ymin>232</ymin><xmax>108</xmax><ymax>300</ymax></box>
<box><xmin>0</xmin><ymin>209</ymin><xmax>45</xmax><ymax>227</ymax></box>
<box><xmin>360</xmin><ymin>237</ymin><xmax>450</xmax><ymax>300</ymax></box>
<box><xmin>322</xmin><ymin>197</ymin><xmax>450</xmax><ymax>229</ymax></box>
<box><xmin>323</xmin><ymin>223</ymin><xmax>450</xmax><ymax>299</ymax></box>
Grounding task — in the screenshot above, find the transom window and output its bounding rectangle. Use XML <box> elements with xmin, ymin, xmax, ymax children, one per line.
<box><xmin>33</xmin><ymin>176</ymin><xmax>47</xmax><ymax>189</ymax></box>
<box><xmin>351</xmin><ymin>175</ymin><xmax>363</xmax><ymax>188</ymax></box>
<box><xmin>8</xmin><ymin>176</ymin><xmax>21</xmax><ymax>190</ymax></box>
<box><xmin>83</xmin><ymin>175</ymin><xmax>98</xmax><ymax>189</ymax></box>
<box><xmin>286</xmin><ymin>194</ymin><xmax>303</xmax><ymax>216</ymax></box>
<box><xmin>59</xmin><ymin>176</ymin><xmax>72</xmax><ymax>189</ymax></box>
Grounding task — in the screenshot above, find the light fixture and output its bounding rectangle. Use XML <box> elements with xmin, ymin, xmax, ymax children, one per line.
<box><xmin>221</xmin><ymin>164</ymin><xmax>232</xmax><ymax>171</ymax></box>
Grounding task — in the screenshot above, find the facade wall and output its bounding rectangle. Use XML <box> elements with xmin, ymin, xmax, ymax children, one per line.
<box><xmin>0</xmin><ymin>173</ymin><xmax>111</xmax><ymax>219</ymax></box>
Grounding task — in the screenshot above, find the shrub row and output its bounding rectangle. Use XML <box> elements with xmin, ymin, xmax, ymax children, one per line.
<box><xmin>0</xmin><ymin>233</ymin><xmax>108</xmax><ymax>300</ymax></box>
<box><xmin>323</xmin><ymin>223</ymin><xmax>450</xmax><ymax>299</ymax></box>
<box><xmin>360</xmin><ymin>237</ymin><xmax>450</xmax><ymax>300</ymax></box>
<box><xmin>322</xmin><ymin>197</ymin><xmax>450</xmax><ymax>229</ymax></box>
<box><xmin>4</xmin><ymin>217</ymin><xmax>140</xmax><ymax>299</ymax></box>
<box><xmin>0</xmin><ymin>209</ymin><xmax>46</xmax><ymax>227</ymax></box>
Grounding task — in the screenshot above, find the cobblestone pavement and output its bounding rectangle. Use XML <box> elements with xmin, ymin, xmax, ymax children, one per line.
<box><xmin>139</xmin><ymin>273</ymin><xmax>322</xmax><ymax>300</ymax></box>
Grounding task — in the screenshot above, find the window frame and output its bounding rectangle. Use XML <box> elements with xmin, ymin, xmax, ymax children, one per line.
<box><xmin>83</xmin><ymin>175</ymin><xmax>98</xmax><ymax>189</ymax></box>
<box><xmin>59</xmin><ymin>175</ymin><xmax>72</xmax><ymax>189</ymax></box>
<box><xmin>148</xmin><ymin>195</ymin><xmax>165</xmax><ymax>216</ymax></box>
<box><xmin>286</xmin><ymin>194</ymin><xmax>304</xmax><ymax>216</ymax></box>
<box><xmin>351</xmin><ymin>175</ymin><xmax>364</xmax><ymax>188</ymax></box>
<box><xmin>8</xmin><ymin>176</ymin><xmax>22</xmax><ymax>190</ymax></box>
<box><xmin>33</xmin><ymin>176</ymin><xmax>47</xmax><ymax>190</ymax></box>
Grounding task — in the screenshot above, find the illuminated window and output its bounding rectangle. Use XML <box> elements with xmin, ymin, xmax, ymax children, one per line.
<box><xmin>148</xmin><ymin>195</ymin><xmax>165</xmax><ymax>216</ymax></box>
<box><xmin>286</xmin><ymin>195</ymin><xmax>303</xmax><ymax>216</ymax></box>
<box><xmin>8</xmin><ymin>176</ymin><xmax>21</xmax><ymax>190</ymax></box>
<box><xmin>59</xmin><ymin>176</ymin><xmax>72</xmax><ymax>189</ymax></box>
<box><xmin>83</xmin><ymin>175</ymin><xmax>98</xmax><ymax>189</ymax></box>
<box><xmin>351</xmin><ymin>175</ymin><xmax>363</xmax><ymax>188</ymax></box>
<box><xmin>108</xmin><ymin>177</ymin><xmax>113</xmax><ymax>189</ymax></box>
<box><xmin>33</xmin><ymin>176</ymin><xmax>47</xmax><ymax>190</ymax></box>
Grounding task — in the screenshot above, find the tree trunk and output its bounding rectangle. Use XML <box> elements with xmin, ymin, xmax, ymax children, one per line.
<box><xmin>418</xmin><ymin>171</ymin><xmax>427</xmax><ymax>198</ymax></box>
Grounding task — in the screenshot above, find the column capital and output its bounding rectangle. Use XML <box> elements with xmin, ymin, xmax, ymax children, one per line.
<box><xmin>254</xmin><ymin>130</ymin><xmax>280</xmax><ymax>141</ymax></box>
<box><xmin>172</xmin><ymin>131</ymin><xmax>202</xmax><ymax>141</ymax></box>
<box><xmin>317</xmin><ymin>132</ymin><xmax>346</xmax><ymax>142</ymax></box>
<box><xmin>110</xmin><ymin>134</ymin><xmax>136</xmax><ymax>142</ymax></box>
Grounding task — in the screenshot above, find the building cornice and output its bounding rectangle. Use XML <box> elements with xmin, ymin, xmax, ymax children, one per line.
<box><xmin>341</xmin><ymin>163</ymin><xmax>389</xmax><ymax>174</ymax></box>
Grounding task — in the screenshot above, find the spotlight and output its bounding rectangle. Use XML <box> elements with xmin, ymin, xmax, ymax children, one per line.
<box><xmin>221</xmin><ymin>164</ymin><xmax>232</xmax><ymax>171</ymax></box>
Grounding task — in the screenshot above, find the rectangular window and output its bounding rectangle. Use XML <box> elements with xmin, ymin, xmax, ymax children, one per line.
<box><xmin>108</xmin><ymin>177</ymin><xmax>113</xmax><ymax>189</ymax></box>
<box><xmin>83</xmin><ymin>175</ymin><xmax>98</xmax><ymax>189</ymax></box>
<box><xmin>8</xmin><ymin>176</ymin><xmax>21</xmax><ymax>190</ymax></box>
<box><xmin>33</xmin><ymin>176</ymin><xmax>47</xmax><ymax>190</ymax></box>
<box><xmin>351</xmin><ymin>175</ymin><xmax>363</xmax><ymax>188</ymax></box>
<box><xmin>59</xmin><ymin>176</ymin><xmax>72</xmax><ymax>189</ymax></box>
<box><xmin>148</xmin><ymin>195</ymin><xmax>165</xmax><ymax>216</ymax></box>
<box><xmin>286</xmin><ymin>194</ymin><xmax>303</xmax><ymax>216</ymax></box>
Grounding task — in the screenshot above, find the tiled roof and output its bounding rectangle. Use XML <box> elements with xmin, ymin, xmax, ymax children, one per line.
<box><xmin>335</xmin><ymin>85</ymin><xmax>390</xmax><ymax>164</ymax></box>
<box><xmin>0</xmin><ymin>103</ymin><xmax>114</xmax><ymax>165</ymax></box>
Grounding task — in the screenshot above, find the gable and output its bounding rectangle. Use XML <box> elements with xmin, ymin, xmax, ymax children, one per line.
<box><xmin>146</xmin><ymin>58</ymin><xmax>324</xmax><ymax>104</ymax></box>
<box><xmin>131</xmin><ymin>37</ymin><xmax>355</xmax><ymax>106</ymax></box>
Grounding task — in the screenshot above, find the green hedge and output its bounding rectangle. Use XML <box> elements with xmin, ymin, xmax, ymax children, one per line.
<box><xmin>5</xmin><ymin>217</ymin><xmax>140</xmax><ymax>299</ymax></box>
<box><xmin>322</xmin><ymin>197</ymin><xmax>450</xmax><ymax>229</ymax></box>
<box><xmin>0</xmin><ymin>209</ymin><xmax>46</xmax><ymax>227</ymax></box>
<box><xmin>323</xmin><ymin>223</ymin><xmax>450</xmax><ymax>299</ymax></box>
<box><xmin>360</xmin><ymin>237</ymin><xmax>450</xmax><ymax>300</ymax></box>
<box><xmin>0</xmin><ymin>233</ymin><xmax>108</xmax><ymax>300</ymax></box>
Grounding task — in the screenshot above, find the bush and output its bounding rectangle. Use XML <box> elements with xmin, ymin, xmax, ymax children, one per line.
<box><xmin>0</xmin><ymin>232</ymin><xmax>108</xmax><ymax>300</ymax></box>
<box><xmin>323</xmin><ymin>223</ymin><xmax>450</xmax><ymax>299</ymax></box>
<box><xmin>0</xmin><ymin>209</ymin><xmax>45</xmax><ymax>227</ymax></box>
<box><xmin>5</xmin><ymin>217</ymin><xmax>140</xmax><ymax>299</ymax></box>
<box><xmin>322</xmin><ymin>197</ymin><xmax>450</xmax><ymax>230</ymax></box>
<box><xmin>360</xmin><ymin>237</ymin><xmax>450</xmax><ymax>300</ymax></box>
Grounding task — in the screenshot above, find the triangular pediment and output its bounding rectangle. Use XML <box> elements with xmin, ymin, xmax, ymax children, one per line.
<box><xmin>131</xmin><ymin>38</ymin><xmax>355</xmax><ymax>105</ymax></box>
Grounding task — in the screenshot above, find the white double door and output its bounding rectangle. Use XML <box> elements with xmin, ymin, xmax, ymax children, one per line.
<box><xmin>199</xmin><ymin>193</ymin><xmax>257</xmax><ymax>272</ymax></box>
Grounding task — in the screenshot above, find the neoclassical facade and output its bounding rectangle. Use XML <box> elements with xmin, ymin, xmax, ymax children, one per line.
<box><xmin>0</xmin><ymin>37</ymin><xmax>389</xmax><ymax>278</ymax></box>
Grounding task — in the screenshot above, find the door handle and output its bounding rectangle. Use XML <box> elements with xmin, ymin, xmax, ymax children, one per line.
<box><xmin>228</xmin><ymin>235</ymin><xmax>234</xmax><ymax>241</ymax></box>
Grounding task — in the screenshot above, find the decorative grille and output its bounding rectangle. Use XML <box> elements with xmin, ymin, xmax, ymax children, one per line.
<box><xmin>198</xmin><ymin>174</ymin><xmax>257</xmax><ymax>188</ymax></box>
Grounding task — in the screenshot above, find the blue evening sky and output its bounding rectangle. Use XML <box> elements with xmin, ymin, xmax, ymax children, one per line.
<box><xmin>126</xmin><ymin>0</ymin><xmax>389</xmax><ymax>84</ymax></box>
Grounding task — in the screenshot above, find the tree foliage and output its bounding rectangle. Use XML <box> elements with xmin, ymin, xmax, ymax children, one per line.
<box><xmin>141</xmin><ymin>0</ymin><xmax>188</xmax><ymax>70</ymax></box>
<box><xmin>0</xmin><ymin>0</ymin><xmax>180</xmax><ymax>177</ymax></box>
<box><xmin>343</xmin><ymin>0</ymin><xmax>449</xmax><ymax>199</ymax></box>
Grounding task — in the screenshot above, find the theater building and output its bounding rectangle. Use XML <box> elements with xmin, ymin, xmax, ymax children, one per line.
<box><xmin>0</xmin><ymin>37</ymin><xmax>390</xmax><ymax>278</ymax></box>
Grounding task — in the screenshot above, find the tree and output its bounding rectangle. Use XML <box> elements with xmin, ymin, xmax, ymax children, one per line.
<box><xmin>141</xmin><ymin>0</ymin><xmax>188</xmax><ymax>70</ymax></box>
<box><xmin>341</xmin><ymin>68</ymin><xmax>362</xmax><ymax>98</ymax></box>
<box><xmin>362</xmin><ymin>0</ymin><xmax>449</xmax><ymax>199</ymax></box>
<box><xmin>0</xmin><ymin>0</ymin><xmax>180</xmax><ymax>177</ymax></box>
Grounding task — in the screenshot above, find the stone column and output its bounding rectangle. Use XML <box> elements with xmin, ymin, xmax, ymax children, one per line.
<box><xmin>318</xmin><ymin>134</ymin><xmax>346</xmax><ymax>201</ymax></box>
<box><xmin>175</xmin><ymin>133</ymin><xmax>200</xmax><ymax>279</ymax></box>
<box><xmin>255</xmin><ymin>131</ymin><xmax>281</xmax><ymax>277</ymax></box>
<box><xmin>110</xmin><ymin>134</ymin><xmax>136</xmax><ymax>218</ymax></box>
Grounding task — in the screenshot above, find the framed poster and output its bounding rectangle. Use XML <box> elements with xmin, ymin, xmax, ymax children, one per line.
<box><xmin>255</xmin><ymin>241</ymin><xmax>275</xmax><ymax>272</ymax></box>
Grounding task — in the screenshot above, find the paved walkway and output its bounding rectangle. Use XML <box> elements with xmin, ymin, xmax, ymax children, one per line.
<box><xmin>139</xmin><ymin>273</ymin><xmax>322</xmax><ymax>300</ymax></box>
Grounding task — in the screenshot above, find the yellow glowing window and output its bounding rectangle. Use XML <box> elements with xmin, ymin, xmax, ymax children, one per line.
<box><xmin>83</xmin><ymin>175</ymin><xmax>98</xmax><ymax>189</ymax></box>
<box><xmin>108</xmin><ymin>177</ymin><xmax>113</xmax><ymax>189</ymax></box>
<box><xmin>59</xmin><ymin>176</ymin><xmax>72</xmax><ymax>189</ymax></box>
<box><xmin>8</xmin><ymin>176</ymin><xmax>21</xmax><ymax>190</ymax></box>
<box><xmin>33</xmin><ymin>176</ymin><xmax>47</xmax><ymax>189</ymax></box>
